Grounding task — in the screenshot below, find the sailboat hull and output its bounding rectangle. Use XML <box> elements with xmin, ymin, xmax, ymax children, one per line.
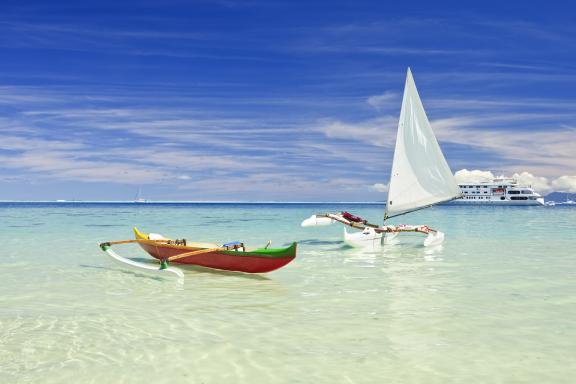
<box><xmin>343</xmin><ymin>228</ymin><xmax>382</xmax><ymax>248</ymax></box>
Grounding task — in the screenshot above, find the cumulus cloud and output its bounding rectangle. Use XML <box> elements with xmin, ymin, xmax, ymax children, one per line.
<box><xmin>551</xmin><ymin>175</ymin><xmax>576</xmax><ymax>193</ymax></box>
<box><xmin>371</xmin><ymin>183</ymin><xmax>389</xmax><ymax>192</ymax></box>
<box><xmin>511</xmin><ymin>171</ymin><xmax>553</xmax><ymax>195</ymax></box>
<box><xmin>454</xmin><ymin>169</ymin><xmax>496</xmax><ymax>183</ymax></box>
<box><xmin>454</xmin><ymin>169</ymin><xmax>576</xmax><ymax>194</ymax></box>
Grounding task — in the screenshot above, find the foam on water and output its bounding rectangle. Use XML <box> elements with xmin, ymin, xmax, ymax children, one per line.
<box><xmin>1</xmin><ymin>203</ymin><xmax>575</xmax><ymax>383</ymax></box>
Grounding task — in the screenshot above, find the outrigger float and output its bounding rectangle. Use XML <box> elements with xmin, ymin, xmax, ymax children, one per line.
<box><xmin>302</xmin><ymin>68</ymin><xmax>462</xmax><ymax>248</ymax></box>
<box><xmin>99</xmin><ymin>228</ymin><xmax>297</xmax><ymax>278</ymax></box>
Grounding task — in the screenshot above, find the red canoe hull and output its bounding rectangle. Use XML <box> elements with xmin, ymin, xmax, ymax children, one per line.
<box><xmin>138</xmin><ymin>242</ymin><xmax>297</xmax><ymax>273</ymax></box>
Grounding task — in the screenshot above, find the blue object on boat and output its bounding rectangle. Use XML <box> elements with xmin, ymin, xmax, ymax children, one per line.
<box><xmin>222</xmin><ymin>241</ymin><xmax>242</xmax><ymax>247</ymax></box>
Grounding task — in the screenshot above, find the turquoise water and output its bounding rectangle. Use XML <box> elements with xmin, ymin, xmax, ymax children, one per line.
<box><xmin>1</xmin><ymin>203</ymin><xmax>575</xmax><ymax>383</ymax></box>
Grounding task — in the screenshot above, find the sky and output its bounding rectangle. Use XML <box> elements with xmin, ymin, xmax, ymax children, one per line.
<box><xmin>1</xmin><ymin>0</ymin><xmax>575</xmax><ymax>201</ymax></box>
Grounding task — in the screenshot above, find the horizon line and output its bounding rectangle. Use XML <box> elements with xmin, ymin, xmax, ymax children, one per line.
<box><xmin>0</xmin><ymin>200</ymin><xmax>387</xmax><ymax>204</ymax></box>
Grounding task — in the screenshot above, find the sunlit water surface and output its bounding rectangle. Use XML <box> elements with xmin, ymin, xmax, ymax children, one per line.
<box><xmin>1</xmin><ymin>203</ymin><xmax>575</xmax><ymax>383</ymax></box>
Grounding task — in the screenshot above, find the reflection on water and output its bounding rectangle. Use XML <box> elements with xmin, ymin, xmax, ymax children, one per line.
<box><xmin>297</xmin><ymin>238</ymin><xmax>343</xmax><ymax>245</ymax></box>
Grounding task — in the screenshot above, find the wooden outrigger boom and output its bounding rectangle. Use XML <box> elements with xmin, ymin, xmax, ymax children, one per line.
<box><xmin>312</xmin><ymin>212</ymin><xmax>436</xmax><ymax>234</ymax></box>
<box><xmin>301</xmin><ymin>212</ymin><xmax>445</xmax><ymax>248</ymax></box>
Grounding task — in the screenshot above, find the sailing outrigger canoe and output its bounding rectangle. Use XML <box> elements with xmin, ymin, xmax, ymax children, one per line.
<box><xmin>99</xmin><ymin>228</ymin><xmax>297</xmax><ymax>276</ymax></box>
<box><xmin>301</xmin><ymin>68</ymin><xmax>462</xmax><ymax>248</ymax></box>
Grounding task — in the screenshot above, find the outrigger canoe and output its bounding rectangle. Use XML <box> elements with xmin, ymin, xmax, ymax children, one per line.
<box><xmin>99</xmin><ymin>228</ymin><xmax>297</xmax><ymax>276</ymax></box>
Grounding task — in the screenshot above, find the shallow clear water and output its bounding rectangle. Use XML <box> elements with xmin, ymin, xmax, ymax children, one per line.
<box><xmin>1</xmin><ymin>203</ymin><xmax>575</xmax><ymax>383</ymax></box>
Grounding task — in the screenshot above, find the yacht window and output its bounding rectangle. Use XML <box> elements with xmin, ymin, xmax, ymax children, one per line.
<box><xmin>508</xmin><ymin>190</ymin><xmax>520</xmax><ymax>194</ymax></box>
<box><xmin>510</xmin><ymin>196</ymin><xmax>528</xmax><ymax>200</ymax></box>
<box><xmin>521</xmin><ymin>190</ymin><xmax>532</xmax><ymax>194</ymax></box>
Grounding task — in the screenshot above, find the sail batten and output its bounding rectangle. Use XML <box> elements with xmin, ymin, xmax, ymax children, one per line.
<box><xmin>385</xmin><ymin>68</ymin><xmax>461</xmax><ymax>219</ymax></box>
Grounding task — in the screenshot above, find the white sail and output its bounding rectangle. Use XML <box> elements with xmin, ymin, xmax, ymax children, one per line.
<box><xmin>385</xmin><ymin>68</ymin><xmax>461</xmax><ymax>219</ymax></box>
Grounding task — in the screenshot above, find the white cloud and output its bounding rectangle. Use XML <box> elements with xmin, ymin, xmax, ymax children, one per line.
<box><xmin>511</xmin><ymin>171</ymin><xmax>553</xmax><ymax>195</ymax></box>
<box><xmin>174</xmin><ymin>172</ymin><xmax>375</xmax><ymax>201</ymax></box>
<box><xmin>0</xmin><ymin>149</ymin><xmax>174</xmax><ymax>184</ymax></box>
<box><xmin>454</xmin><ymin>169</ymin><xmax>552</xmax><ymax>193</ymax></box>
<box><xmin>371</xmin><ymin>183</ymin><xmax>389</xmax><ymax>192</ymax></box>
<box><xmin>551</xmin><ymin>176</ymin><xmax>576</xmax><ymax>193</ymax></box>
<box><xmin>318</xmin><ymin>117</ymin><xmax>397</xmax><ymax>147</ymax></box>
<box><xmin>318</xmin><ymin>112</ymin><xmax>576</xmax><ymax>177</ymax></box>
<box><xmin>366</xmin><ymin>92</ymin><xmax>397</xmax><ymax>110</ymax></box>
<box><xmin>0</xmin><ymin>135</ymin><xmax>85</xmax><ymax>151</ymax></box>
<box><xmin>432</xmin><ymin>117</ymin><xmax>576</xmax><ymax>176</ymax></box>
<box><xmin>454</xmin><ymin>169</ymin><xmax>496</xmax><ymax>184</ymax></box>
<box><xmin>2</xmin><ymin>76</ymin><xmax>575</xmax><ymax>201</ymax></box>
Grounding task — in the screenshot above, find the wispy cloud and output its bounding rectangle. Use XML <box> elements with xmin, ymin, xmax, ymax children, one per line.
<box><xmin>432</xmin><ymin>117</ymin><xmax>576</xmax><ymax>175</ymax></box>
<box><xmin>366</xmin><ymin>92</ymin><xmax>399</xmax><ymax>110</ymax></box>
<box><xmin>0</xmin><ymin>150</ymin><xmax>173</xmax><ymax>184</ymax></box>
<box><xmin>0</xmin><ymin>7</ymin><xmax>575</xmax><ymax>200</ymax></box>
<box><xmin>311</xmin><ymin>87</ymin><xmax>571</xmax><ymax>184</ymax></box>
<box><xmin>318</xmin><ymin>117</ymin><xmax>397</xmax><ymax>148</ymax></box>
<box><xmin>2</xmin><ymin>80</ymin><xmax>575</xmax><ymax>199</ymax></box>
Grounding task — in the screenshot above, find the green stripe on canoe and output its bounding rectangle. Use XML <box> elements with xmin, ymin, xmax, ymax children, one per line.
<box><xmin>221</xmin><ymin>242</ymin><xmax>297</xmax><ymax>258</ymax></box>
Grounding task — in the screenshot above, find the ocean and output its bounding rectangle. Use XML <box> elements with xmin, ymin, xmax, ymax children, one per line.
<box><xmin>1</xmin><ymin>202</ymin><xmax>575</xmax><ymax>383</ymax></box>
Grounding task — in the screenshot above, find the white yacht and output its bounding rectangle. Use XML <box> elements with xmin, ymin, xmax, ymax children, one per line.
<box><xmin>450</xmin><ymin>178</ymin><xmax>544</xmax><ymax>205</ymax></box>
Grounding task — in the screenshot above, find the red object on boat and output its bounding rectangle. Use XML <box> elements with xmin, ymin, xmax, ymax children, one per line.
<box><xmin>134</xmin><ymin>228</ymin><xmax>297</xmax><ymax>273</ymax></box>
<box><xmin>342</xmin><ymin>211</ymin><xmax>364</xmax><ymax>223</ymax></box>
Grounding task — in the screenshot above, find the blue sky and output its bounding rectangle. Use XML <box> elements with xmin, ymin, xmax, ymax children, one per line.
<box><xmin>1</xmin><ymin>0</ymin><xmax>575</xmax><ymax>200</ymax></box>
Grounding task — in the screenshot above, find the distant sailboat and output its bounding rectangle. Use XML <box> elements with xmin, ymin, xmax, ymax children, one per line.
<box><xmin>134</xmin><ymin>187</ymin><xmax>148</xmax><ymax>203</ymax></box>
<box><xmin>302</xmin><ymin>68</ymin><xmax>462</xmax><ymax>247</ymax></box>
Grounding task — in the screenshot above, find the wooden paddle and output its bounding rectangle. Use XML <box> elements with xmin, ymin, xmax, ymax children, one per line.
<box><xmin>100</xmin><ymin>238</ymin><xmax>171</xmax><ymax>247</ymax></box>
<box><xmin>166</xmin><ymin>247</ymin><xmax>226</xmax><ymax>262</ymax></box>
